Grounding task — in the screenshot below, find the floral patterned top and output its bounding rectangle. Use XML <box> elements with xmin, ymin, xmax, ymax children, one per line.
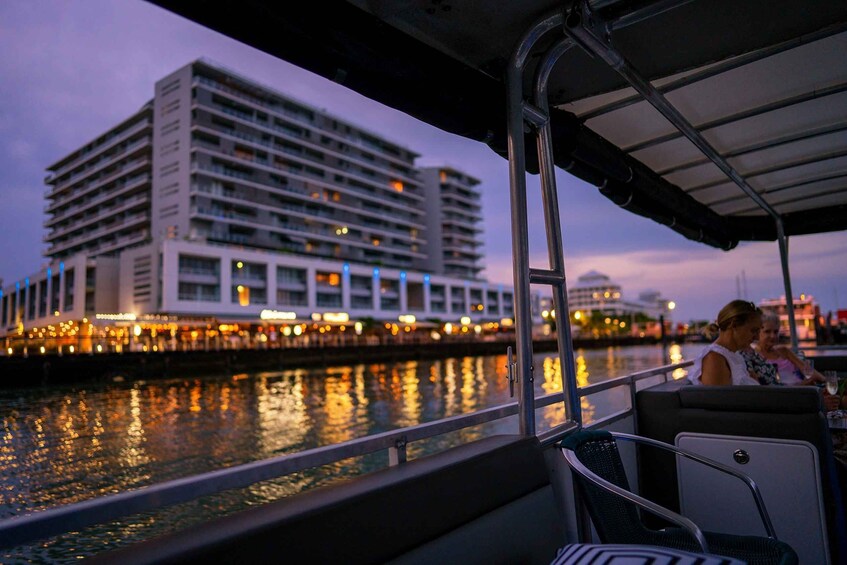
<box><xmin>741</xmin><ymin>349</ymin><xmax>783</xmax><ymax>386</ymax></box>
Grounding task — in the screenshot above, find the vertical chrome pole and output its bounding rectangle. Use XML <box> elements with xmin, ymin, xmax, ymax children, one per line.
<box><xmin>506</xmin><ymin>13</ymin><xmax>562</xmax><ymax>436</ymax></box>
<box><xmin>533</xmin><ymin>39</ymin><xmax>582</xmax><ymax>425</ymax></box>
<box><xmin>776</xmin><ymin>219</ymin><xmax>799</xmax><ymax>349</ymax></box>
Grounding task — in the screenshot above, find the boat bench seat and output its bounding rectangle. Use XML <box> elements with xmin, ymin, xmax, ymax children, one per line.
<box><xmin>636</xmin><ymin>379</ymin><xmax>846</xmax><ymax>562</ymax></box>
<box><xmin>89</xmin><ymin>434</ymin><xmax>565</xmax><ymax>564</ymax></box>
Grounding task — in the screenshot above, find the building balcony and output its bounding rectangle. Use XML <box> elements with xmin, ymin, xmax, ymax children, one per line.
<box><xmin>48</xmin><ymin>137</ymin><xmax>152</xmax><ymax>198</ymax></box>
<box><xmin>45</xmin><ymin>211</ymin><xmax>150</xmax><ymax>252</ymax></box>
<box><xmin>194</xmin><ymin>77</ymin><xmax>421</xmax><ymax>180</ymax></box>
<box><xmin>232</xmin><ymin>275</ymin><xmax>267</xmax><ymax>287</ymax></box>
<box><xmin>48</xmin><ymin>119</ymin><xmax>152</xmax><ymax>182</ymax></box>
<box><xmin>45</xmin><ymin>175</ymin><xmax>150</xmax><ymax>226</ymax></box>
<box><xmin>276</xmin><ymin>280</ymin><xmax>307</xmax><ymax>291</ymax></box>
<box><xmin>179</xmin><ymin>272</ymin><xmax>220</xmax><ymax>285</ymax></box>
<box><xmin>194</xmin><ymin>99</ymin><xmax>422</xmax><ymax>184</ymax></box>
<box><xmin>46</xmin><ymin>191</ymin><xmax>150</xmax><ymax>235</ymax></box>
<box><xmin>440</xmin><ymin>185</ymin><xmax>481</xmax><ymax>205</ymax></box>
<box><xmin>47</xmin><ymin>157</ymin><xmax>151</xmax><ymax>211</ymax></box>
<box><xmin>192</xmin><ymin>142</ymin><xmax>424</xmax><ymax>224</ymax></box>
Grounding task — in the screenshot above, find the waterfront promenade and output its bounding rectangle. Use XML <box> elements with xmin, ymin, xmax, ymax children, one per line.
<box><xmin>0</xmin><ymin>335</ymin><xmax>667</xmax><ymax>388</ymax></box>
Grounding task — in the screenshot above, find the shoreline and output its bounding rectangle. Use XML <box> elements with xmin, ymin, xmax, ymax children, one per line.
<box><xmin>0</xmin><ymin>336</ymin><xmax>680</xmax><ymax>388</ymax></box>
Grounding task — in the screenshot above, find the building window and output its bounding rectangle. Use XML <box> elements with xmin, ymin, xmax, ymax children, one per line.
<box><xmin>85</xmin><ymin>268</ymin><xmax>96</xmax><ymax>314</ymax></box>
<box><xmin>64</xmin><ymin>269</ymin><xmax>75</xmax><ymax>311</ymax></box>
<box><xmin>316</xmin><ymin>293</ymin><xmax>342</xmax><ymax>308</ymax></box>
<box><xmin>277</xmin><ymin>289</ymin><xmax>307</xmax><ymax>306</ymax></box>
<box><xmin>315</xmin><ymin>271</ymin><xmax>341</xmax><ymax>287</ymax></box>
<box><xmin>234</xmin><ymin>285</ymin><xmax>250</xmax><ymax>306</ymax></box>
<box><xmin>38</xmin><ymin>282</ymin><xmax>48</xmax><ymax>318</ymax></box>
<box><xmin>450</xmin><ymin>286</ymin><xmax>466</xmax><ymax>313</ymax></box>
<box><xmin>179</xmin><ymin>282</ymin><xmax>220</xmax><ymax>302</ymax></box>
<box><xmin>179</xmin><ymin>255</ymin><xmax>219</xmax><ymax>276</ymax></box>
<box><xmin>232</xmin><ymin>260</ymin><xmax>267</xmax><ymax>306</ymax></box>
<box><xmin>50</xmin><ymin>275</ymin><xmax>61</xmax><ymax>313</ymax></box>
<box><xmin>380</xmin><ymin>279</ymin><xmax>399</xmax><ymax>311</ymax></box>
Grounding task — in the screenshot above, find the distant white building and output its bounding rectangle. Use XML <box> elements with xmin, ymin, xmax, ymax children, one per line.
<box><xmin>535</xmin><ymin>272</ymin><xmax>675</xmax><ymax>336</ymax></box>
<box><xmin>759</xmin><ymin>295</ymin><xmax>818</xmax><ymax>342</ymax></box>
<box><xmin>568</xmin><ymin>271</ymin><xmax>625</xmax><ymax>315</ymax></box>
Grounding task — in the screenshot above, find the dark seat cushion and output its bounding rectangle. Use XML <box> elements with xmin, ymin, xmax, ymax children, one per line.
<box><xmin>680</xmin><ymin>385</ymin><xmax>822</xmax><ymax>413</ymax></box>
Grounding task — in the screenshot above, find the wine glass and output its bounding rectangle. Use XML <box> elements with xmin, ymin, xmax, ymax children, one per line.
<box><xmin>825</xmin><ymin>371</ymin><xmax>839</xmax><ymax>396</ymax></box>
<box><xmin>803</xmin><ymin>358</ymin><xmax>814</xmax><ymax>381</ymax></box>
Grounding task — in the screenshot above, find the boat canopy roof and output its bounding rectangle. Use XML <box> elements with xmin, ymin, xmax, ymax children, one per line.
<box><xmin>150</xmin><ymin>0</ymin><xmax>847</xmax><ymax>249</ymax></box>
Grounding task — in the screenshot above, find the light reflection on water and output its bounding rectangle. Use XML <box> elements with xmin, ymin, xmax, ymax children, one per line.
<box><xmin>0</xmin><ymin>344</ymin><xmax>702</xmax><ymax>562</ymax></box>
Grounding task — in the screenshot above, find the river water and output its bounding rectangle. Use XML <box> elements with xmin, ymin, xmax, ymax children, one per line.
<box><xmin>0</xmin><ymin>343</ymin><xmax>703</xmax><ymax>562</ymax></box>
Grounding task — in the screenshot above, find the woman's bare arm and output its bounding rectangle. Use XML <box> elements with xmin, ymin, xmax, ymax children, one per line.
<box><xmin>776</xmin><ymin>346</ymin><xmax>824</xmax><ymax>383</ymax></box>
<box><xmin>700</xmin><ymin>351</ymin><xmax>732</xmax><ymax>385</ymax></box>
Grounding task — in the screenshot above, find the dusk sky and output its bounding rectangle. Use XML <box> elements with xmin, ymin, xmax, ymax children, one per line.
<box><xmin>1</xmin><ymin>1</ymin><xmax>845</xmax><ymax>322</ymax></box>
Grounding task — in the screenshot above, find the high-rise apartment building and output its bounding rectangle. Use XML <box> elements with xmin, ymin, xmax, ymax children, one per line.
<box><xmin>1</xmin><ymin>60</ymin><xmax>513</xmax><ymax>346</ymax></box>
<box><xmin>153</xmin><ymin>61</ymin><xmax>427</xmax><ymax>270</ymax></box>
<box><xmin>420</xmin><ymin>167</ymin><xmax>484</xmax><ymax>280</ymax></box>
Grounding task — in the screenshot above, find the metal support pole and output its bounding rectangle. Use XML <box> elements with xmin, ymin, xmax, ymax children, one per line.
<box><xmin>776</xmin><ymin>220</ymin><xmax>799</xmax><ymax>349</ymax></box>
<box><xmin>505</xmin><ymin>12</ymin><xmax>563</xmax><ymax>436</ymax></box>
<box><xmin>533</xmin><ymin>37</ymin><xmax>582</xmax><ymax>425</ymax></box>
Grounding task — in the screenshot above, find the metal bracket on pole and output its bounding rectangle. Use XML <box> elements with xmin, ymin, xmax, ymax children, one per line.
<box><xmin>389</xmin><ymin>436</ymin><xmax>407</xmax><ymax>466</ymax></box>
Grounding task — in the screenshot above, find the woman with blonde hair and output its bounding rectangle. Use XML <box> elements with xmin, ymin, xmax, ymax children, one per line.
<box><xmin>689</xmin><ymin>300</ymin><xmax>762</xmax><ymax>386</ymax></box>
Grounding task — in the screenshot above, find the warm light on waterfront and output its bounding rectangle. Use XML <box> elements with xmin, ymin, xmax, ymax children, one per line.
<box><xmin>0</xmin><ymin>343</ymin><xmax>702</xmax><ymax>560</ymax></box>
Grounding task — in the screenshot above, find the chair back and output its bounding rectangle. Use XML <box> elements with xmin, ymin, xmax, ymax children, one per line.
<box><xmin>561</xmin><ymin>430</ymin><xmax>649</xmax><ymax>544</ymax></box>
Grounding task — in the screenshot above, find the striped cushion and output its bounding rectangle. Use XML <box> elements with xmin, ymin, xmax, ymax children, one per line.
<box><xmin>552</xmin><ymin>544</ymin><xmax>745</xmax><ymax>564</ymax></box>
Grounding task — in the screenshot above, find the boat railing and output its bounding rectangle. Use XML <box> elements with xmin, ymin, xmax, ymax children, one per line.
<box><xmin>802</xmin><ymin>345</ymin><xmax>847</xmax><ymax>355</ymax></box>
<box><xmin>0</xmin><ymin>359</ymin><xmax>692</xmax><ymax>551</ymax></box>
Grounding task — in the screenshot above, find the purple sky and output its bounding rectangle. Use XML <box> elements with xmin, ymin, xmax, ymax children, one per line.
<box><xmin>1</xmin><ymin>1</ymin><xmax>845</xmax><ymax>322</ymax></box>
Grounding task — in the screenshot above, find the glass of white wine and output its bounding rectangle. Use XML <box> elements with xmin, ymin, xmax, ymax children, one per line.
<box><xmin>802</xmin><ymin>358</ymin><xmax>814</xmax><ymax>381</ymax></box>
<box><xmin>825</xmin><ymin>370</ymin><xmax>839</xmax><ymax>396</ymax></box>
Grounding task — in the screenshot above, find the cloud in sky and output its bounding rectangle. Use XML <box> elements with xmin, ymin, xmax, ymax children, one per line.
<box><xmin>0</xmin><ymin>1</ymin><xmax>844</xmax><ymax>321</ymax></box>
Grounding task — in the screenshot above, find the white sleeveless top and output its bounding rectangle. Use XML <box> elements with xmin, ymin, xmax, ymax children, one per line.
<box><xmin>688</xmin><ymin>343</ymin><xmax>760</xmax><ymax>386</ymax></box>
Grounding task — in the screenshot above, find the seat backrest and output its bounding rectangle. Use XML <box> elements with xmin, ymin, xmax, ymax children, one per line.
<box><xmin>636</xmin><ymin>381</ymin><xmax>846</xmax><ymax>563</ymax></box>
<box><xmin>562</xmin><ymin>430</ymin><xmax>649</xmax><ymax>544</ymax></box>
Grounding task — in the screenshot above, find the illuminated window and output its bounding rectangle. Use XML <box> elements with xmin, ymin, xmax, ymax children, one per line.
<box><xmin>390</xmin><ymin>180</ymin><xmax>404</xmax><ymax>192</ymax></box>
<box><xmin>440</xmin><ymin>170</ymin><xmax>447</xmax><ymax>183</ymax></box>
<box><xmin>237</xmin><ymin>285</ymin><xmax>250</xmax><ymax>306</ymax></box>
<box><xmin>316</xmin><ymin>271</ymin><xmax>341</xmax><ymax>287</ymax></box>
<box><xmin>372</xmin><ymin>238</ymin><xmax>381</xmax><ymax>246</ymax></box>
